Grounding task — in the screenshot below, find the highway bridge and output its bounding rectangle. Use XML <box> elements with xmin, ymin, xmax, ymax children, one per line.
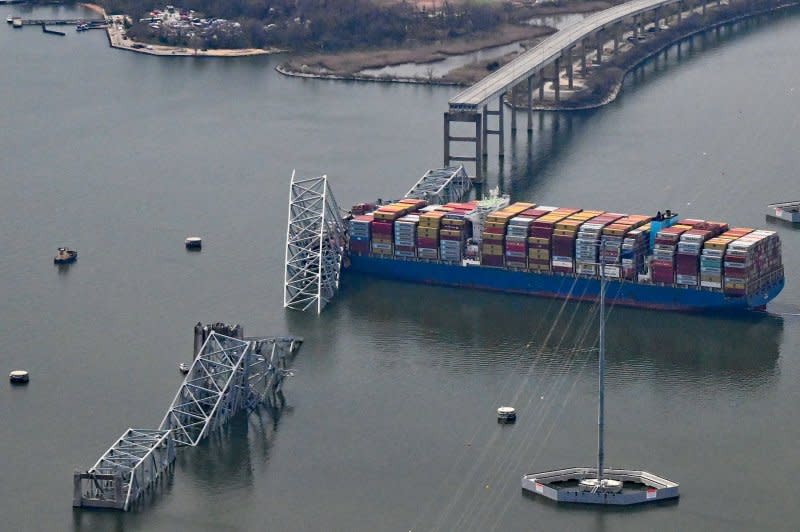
<box><xmin>444</xmin><ymin>0</ymin><xmax>735</xmax><ymax>180</ymax></box>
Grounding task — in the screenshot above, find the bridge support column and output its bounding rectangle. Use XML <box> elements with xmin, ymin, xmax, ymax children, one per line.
<box><xmin>613</xmin><ymin>23</ymin><xmax>620</xmax><ymax>52</ymax></box>
<box><xmin>678</xmin><ymin>2</ymin><xmax>683</xmax><ymax>23</ymax></box>
<box><xmin>580</xmin><ymin>39</ymin><xmax>588</xmax><ymax>75</ymax></box>
<box><xmin>498</xmin><ymin>93</ymin><xmax>505</xmax><ymax>158</ymax></box>
<box><xmin>482</xmin><ymin>105</ymin><xmax>489</xmax><ymax>159</ymax></box>
<box><xmin>444</xmin><ymin>114</ymin><xmax>450</xmax><ymax>164</ymax></box>
<box><xmin>443</xmin><ymin>111</ymin><xmax>483</xmax><ymax>182</ymax></box>
<box><xmin>565</xmin><ymin>47</ymin><xmax>574</xmax><ymax>90</ymax></box>
<box><xmin>595</xmin><ymin>31</ymin><xmax>603</xmax><ymax>65</ymax></box>
<box><xmin>510</xmin><ymin>87</ymin><xmax>517</xmax><ymax>132</ymax></box>
<box><xmin>538</xmin><ymin>68</ymin><xmax>545</xmax><ymax>101</ymax></box>
<box><xmin>702</xmin><ymin>0</ymin><xmax>707</xmax><ymax>16</ymax></box>
<box><xmin>527</xmin><ymin>76</ymin><xmax>533</xmax><ymax>132</ymax></box>
<box><xmin>553</xmin><ymin>57</ymin><xmax>561</xmax><ymax>102</ymax></box>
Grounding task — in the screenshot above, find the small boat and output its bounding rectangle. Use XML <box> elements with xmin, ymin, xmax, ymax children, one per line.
<box><xmin>497</xmin><ymin>406</ymin><xmax>516</xmax><ymax>423</ymax></box>
<box><xmin>185</xmin><ymin>237</ymin><xmax>202</xmax><ymax>250</ymax></box>
<box><xmin>178</xmin><ymin>363</ymin><xmax>190</xmax><ymax>374</ymax></box>
<box><xmin>53</xmin><ymin>247</ymin><xmax>78</xmax><ymax>264</ymax></box>
<box><xmin>6</xmin><ymin>16</ymin><xmax>13</xmax><ymax>24</ymax></box>
<box><xmin>9</xmin><ymin>370</ymin><xmax>29</xmax><ymax>384</ymax></box>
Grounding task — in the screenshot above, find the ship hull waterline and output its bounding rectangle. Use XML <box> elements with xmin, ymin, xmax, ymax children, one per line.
<box><xmin>346</xmin><ymin>255</ymin><xmax>783</xmax><ymax>312</ymax></box>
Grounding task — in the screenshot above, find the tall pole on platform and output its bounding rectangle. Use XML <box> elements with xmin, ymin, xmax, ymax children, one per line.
<box><xmin>597</xmin><ymin>243</ymin><xmax>606</xmax><ymax>482</ymax></box>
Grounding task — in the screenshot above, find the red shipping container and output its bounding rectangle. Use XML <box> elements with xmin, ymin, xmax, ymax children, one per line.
<box><xmin>481</xmin><ymin>255</ymin><xmax>504</xmax><ymax>267</ymax></box>
<box><xmin>676</xmin><ymin>254</ymin><xmax>699</xmax><ymax>274</ymax></box>
<box><xmin>372</xmin><ymin>221</ymin><xmax>394</xmax><ymax>234</ymax></box>
<box><xmin>417</xmin><ymin>237</ymin><xmax>439</xmax><ymax>247</ymax></box>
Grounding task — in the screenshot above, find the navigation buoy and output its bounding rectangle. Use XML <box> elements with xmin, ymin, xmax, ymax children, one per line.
<box><xmin>9</xmin><ymin>370</ymin><xmax>29</xmax><ymax>384</ymax></box>
<box><xmin>185</xmin><ymin>237</ymin><xmax>202</xmax><ymax>250</ymax></box>
<box><xmin>497</xmin><ymin>406</ymin><xmax>516</xmax><ymax>423</ymax></box>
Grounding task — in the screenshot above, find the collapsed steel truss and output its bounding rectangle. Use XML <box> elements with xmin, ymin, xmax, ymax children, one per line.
<box><xmin>284</xmin><ymin>171</ymin><xmax>346</xmax><ymax>313</ymax></box>
<box><xmin>73</xmin><ymin>429</ymin><xmax>174</xmax><ymax>511</ymax></box>
<box><xmin>405</xmin><ymin>166</ymin><xmax>471</xmax><ymax>205</ymax></box>
<box><xmin>74</xmin><ymin>332</ymin><xmax>302</xmax><ymax>511</ymax></box>
<box><xmin>160</xmin><ymin>333</ymin><xmax>251</xmax><ymax>446</ymax></box>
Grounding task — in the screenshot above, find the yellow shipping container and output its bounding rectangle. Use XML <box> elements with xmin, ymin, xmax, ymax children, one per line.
<box><xmin>440</xmin><ymin>229</ymin><xmax>464</xmax><ymax>238</ymax></box>
<box><xmin>481</xmin><ymin>244</ymin><xmax>504</xmax><ymax>255</ymax></box>
<box><xmin>528</xmin><ymin>249</ymin><xmax>550</xmax><ymax>259</ymax></box>
<box><xmin>485</xmin><ymin>220</ymin><xmax>509</xmax><ymax>229</ymax></box>
<box><xmin>482</xmin><ymin>232</ymin><xmax>505</xmax><ymax>242</ymax></box>
<box><xmin>553</xmin><ymin>229</ymin><xmax>577</xmax><ymax>237</ymax></box>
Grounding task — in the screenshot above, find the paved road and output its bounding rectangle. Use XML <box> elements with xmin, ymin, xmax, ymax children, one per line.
<box><xmin>449</xmin><ymin>0</ymin><xmax>687</xmax><ymax>109</ymax></box>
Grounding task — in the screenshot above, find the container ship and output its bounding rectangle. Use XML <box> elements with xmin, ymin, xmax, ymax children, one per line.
<box><xmin>345</xmin><ymin>197</ymin><xmax>785</xmax><ymax>311</ymax></box>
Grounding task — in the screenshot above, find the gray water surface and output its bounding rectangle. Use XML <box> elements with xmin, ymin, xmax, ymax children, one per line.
<box><xmin>2</xmin><ymin>5</ymin><xmax>800</xmax><ymax>531</ymax></box>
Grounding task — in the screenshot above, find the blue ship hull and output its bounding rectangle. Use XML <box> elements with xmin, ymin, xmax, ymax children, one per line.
<box><xmin>347</xmin><ymin>255</ymin><xmax>784</xmax><ymax>311</ymax></box>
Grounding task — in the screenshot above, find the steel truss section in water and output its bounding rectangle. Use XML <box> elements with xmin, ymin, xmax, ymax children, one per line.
<box><xmin>73</xmin><ymin>429</ymin><xmax>175</xmax><ymax>511</ymax></box>
<box><xmin>284</xmin><ymin>171</ymin><xmax>346</xmax><ymax>314</ymax></box>
<box><xmin>404</xmin><ymin>166</ymin><xmax>471</xmax><ymax>205</ymax></box>
<box><xmin>159</xmin><ymin>332</ymin><xmax>254</xmax><ymax>446</ymax></box>
<box><xmin>74</xmin><ymin>332</ymin><xmax>303</xmax><ymax>511</ymax></box>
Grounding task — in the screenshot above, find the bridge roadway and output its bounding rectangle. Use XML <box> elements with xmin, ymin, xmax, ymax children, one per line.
<box><xmin>444</xmin><ymin>0</ymin><xmax>726</xmax><ymax>180</ymax></box>
<box><xmin>449</xmin><ymin>0</ymin><xmax>689</xmax><ymax>111</ymax></box>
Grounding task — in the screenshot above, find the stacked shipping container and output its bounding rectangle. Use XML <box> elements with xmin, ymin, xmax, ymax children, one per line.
<box><xmin>700</xmin><ymin>228</ymin><xmax>751</xmax><ymax>288</ymax></box>
<box><xmin>651</xmin><ymin>225</ymin><xmax>691</xmax><ymax>284</ymax></box>
<box><xmin>723</xmin><ymin>229</ymin><xmax>782</xmax><ymax>295</ymax></box>
<box><xmin>348</xmin><ymin>199</ymin><xmax>784</xmax><ymax>299</ymax></box>
<box><xmin>523</xmin><ymin>206</ymin><xmax>558</xmax><ymax>272</ymax></box>
<box><xmin>600</xmin><ymin>215</ymin><xmax>651</xmax><ymax>279</ymax></box>
<box><xmin>575</xmin><ymin>212</ymin><xmax>623</xmax><ymax>276</ymax></box>
<box><xmin>481</xmin><ymin>202</ymin><xmax>534</xmax><ymax>267</ymax></box>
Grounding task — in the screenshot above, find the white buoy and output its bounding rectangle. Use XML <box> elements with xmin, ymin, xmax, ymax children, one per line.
<box><xmin>185</xmin><ymin>237</ymin><xmax>202</xmax><ymax>250</ymax></box>
<box><xmin>9</xmin><ymin>370</ymin><xmax>29</xmax><ymax>384</ymax></box>
<box><xmin>497</xmin><ymin>406</ymin><xmax>516</xmax><ymax>423</ymax></box>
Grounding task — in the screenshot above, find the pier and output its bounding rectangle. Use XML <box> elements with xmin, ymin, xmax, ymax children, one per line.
<box><xmin>11</xmin><ymin>18</ymin><xmax>104</xmax><ymax>26</ymax></box>
<box><xmin>444</xmin><ymin>0</ymin><xmax>745</xmax><ymax>181</ymax></box>
<box><xmin>41</xmin><ymin>24</ymin><xmax>65</xmax><ymax>37</ymax></box>
<box><xmin>73</xmin><ymin>325</ymin><xmax>303</xmax><ymax>511</ymax></box>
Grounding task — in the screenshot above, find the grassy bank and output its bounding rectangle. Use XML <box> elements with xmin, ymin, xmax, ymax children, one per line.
<box><xmin>279</xmin><ymin>24</ymin><xmax>556</xmax><ymax>84</ymax></box>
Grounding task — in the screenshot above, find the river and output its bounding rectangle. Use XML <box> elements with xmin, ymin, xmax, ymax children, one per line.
<box><xmin>1</xmin><ymin>4</ymin><xmax>799</xmax><ymax>531</ymax></box>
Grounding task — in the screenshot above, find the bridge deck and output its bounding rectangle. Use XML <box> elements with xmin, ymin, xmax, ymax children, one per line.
<box><xmin>449</xmin><ymin>0</ymin><xmax>684</xmax><ymax>110</ymax></box>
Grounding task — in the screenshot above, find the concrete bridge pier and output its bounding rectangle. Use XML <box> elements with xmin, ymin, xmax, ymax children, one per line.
<box><xmin>443</xmin><ymin>111</ymin><xmax>483</xmax><ymax>181</ymax></box>
<box><xmin>479</xmin><ymin>94</ymin><xmax>505</xmax><ymax>159</ymax></box>
<box><xmin>538</xmin><ymin>68</ymin><xmax>545</xmax><ymax>100</ymax></box>
<box><xmin>595</xmin><ymin>30</ymin><xmax>604</xmax><ymax>64</ymax></box>
<box><xmin>678</xmin><ymin>1</ymin><xmax>683</xmax><ymax>23</ymax></box>
<box><xmin>580</xmin><ymin>38</ymin><xmax>589</xmax><ymax>75</ymax></box>
<box><xmin>565</xmin><ymin>46</ymin><xmax>574</xmax><ymax>89</ymax></box>
<box><xmin>497</xmin><ymin>93</ymin><xmax>505</xmax><ymax>157</ymax></box>
<box><xmin>510</xmin><ymin>86</ymin><xmax>517</xmax><ymax>132</ymax></box>
<box><xmin>553</xmin><ymin>57</ymin><xmax>561</xmax><ymax>102</ymax></box>
<box><xmin>527</xmin><ymin>76</ymin><xmax>533</xmax><ymax>132</ymax></box>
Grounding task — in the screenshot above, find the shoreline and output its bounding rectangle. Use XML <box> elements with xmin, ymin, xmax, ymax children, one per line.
<box><xmin>79</xmin><ymin>4</ymin><xmax>281</xmax><ymax>57</ymax></box>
